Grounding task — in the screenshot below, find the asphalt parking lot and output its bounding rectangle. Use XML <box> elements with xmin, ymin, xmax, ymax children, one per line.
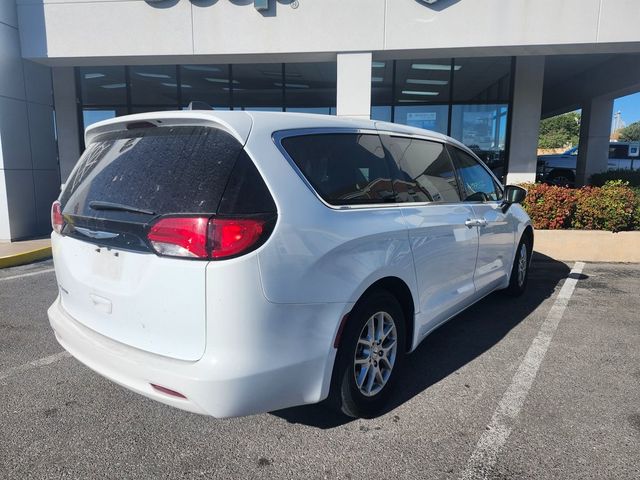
<box><xmin>1</xmin><ymin>257</ymin><xmax>639</xmax><ymax>479</ymax></box>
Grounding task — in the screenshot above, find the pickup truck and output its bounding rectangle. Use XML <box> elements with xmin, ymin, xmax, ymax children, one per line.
<box><xmin>537</xmin><ymin>142</ymin><xmax>640</xmax><ymax>185</ymax></box>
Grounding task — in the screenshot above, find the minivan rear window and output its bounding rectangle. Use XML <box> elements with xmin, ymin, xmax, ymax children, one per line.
<box><xmin>61</xmin><ymin>126</ymin><xmax>243</xmax><ymax>218</ymax></box>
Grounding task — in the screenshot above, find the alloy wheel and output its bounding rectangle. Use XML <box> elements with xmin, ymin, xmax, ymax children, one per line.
<box><xmin>517</xmin><ymin>242</ymin><xmax>528</xmax><ymax>287</ymax></box>
<box><xmin>353</xmin><ymin>311</ymin><xmax>398</xmax><ymax>397</ymax></box>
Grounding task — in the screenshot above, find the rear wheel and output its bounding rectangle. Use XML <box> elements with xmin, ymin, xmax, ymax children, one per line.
<box><xmin>505</xmin><ymin>237</ymin><xmax>531</xmax><ymax>296</ymax></box>
<box><xmin>329</xmin><ymin>290</ymin><xmax>406</xmax><ymax>418</ymax></box>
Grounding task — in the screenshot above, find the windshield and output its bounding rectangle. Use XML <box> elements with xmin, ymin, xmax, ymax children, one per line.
<box><xmin>563</xmin><ymin>147</ymin><xmax>578</xmax><ymax>155</ymax></box>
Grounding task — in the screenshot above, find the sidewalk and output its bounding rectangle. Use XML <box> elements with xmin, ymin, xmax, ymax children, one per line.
<box><xmin>0</xmin><ymin>238</ymin><xmax>52</xmax><ymax>268</ymax></box>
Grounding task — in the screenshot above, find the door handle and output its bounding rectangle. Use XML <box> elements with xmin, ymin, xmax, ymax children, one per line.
<box><xmin>465</xmin><ymin>218</ymin><xmax>488</xmax><ymax>228</ymax></box>
<box><xmin>465</xmin><ymin>219</ymin><xmax>478</xmax><ymax>228</ymax></box>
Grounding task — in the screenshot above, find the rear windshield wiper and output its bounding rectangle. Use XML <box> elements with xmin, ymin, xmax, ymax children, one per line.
<box><xmin>89</xmin><ymin>201</ymin><xmax>155</xmax><ymax>216</ymax></box>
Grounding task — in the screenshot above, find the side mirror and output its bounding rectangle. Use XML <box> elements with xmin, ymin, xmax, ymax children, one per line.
<box><xmin>502</xmin><ymin>185</ymin><xmax>527</xmax><ymax>212</ymax></box>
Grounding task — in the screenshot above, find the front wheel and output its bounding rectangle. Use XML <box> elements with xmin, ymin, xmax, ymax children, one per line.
<box><xmin>328</xmin><ymin>290</ymin><xmax>406</xmax><ymax>418</ymax></box>
<box><xmin>504</xmin><ymin>237</ymin><xmax>531</xmax><ymax>296</ymax></box>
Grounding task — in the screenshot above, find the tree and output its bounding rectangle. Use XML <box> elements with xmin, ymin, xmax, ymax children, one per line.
<box><xmin>538</xmin><ymin>112</ymin><xmax>581</xmax><ymax>149</ymax></box>
<box><xmin>618</xmin><ymin>121</ymin><xmax>640</xmax><ymax>141</ymax></box>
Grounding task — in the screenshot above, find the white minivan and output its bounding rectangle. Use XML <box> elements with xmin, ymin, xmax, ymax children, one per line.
<box><xmin>48</xmin><ymin>111</ymin><xmax>533</xmax><ymax>418</ymax></box>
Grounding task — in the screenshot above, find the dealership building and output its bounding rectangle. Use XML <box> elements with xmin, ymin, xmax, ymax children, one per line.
<box><xmin>1</xmin><ymin>0</ymin><xmax>640</xmax><ymax>241</ymax></box>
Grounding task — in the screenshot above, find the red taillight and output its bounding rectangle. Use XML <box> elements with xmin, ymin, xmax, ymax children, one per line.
<box><xmin>208</xmin><ymin>218</ymin><xmax>264</xmax><ymax>259</ymax></box>
<box><xmin>147</xmin><ymin>217</ymin><xmax>209</xmax><ymax>258</ymax></box>
<box><xmin>51</xmin><ymin>200</ymin><xmax>64</xmax><ymax>234</ymax></box>
<box><xmin>146</xmin><ymin>216</ymin><xmax>267</xmax><ymax>260</ymax></box>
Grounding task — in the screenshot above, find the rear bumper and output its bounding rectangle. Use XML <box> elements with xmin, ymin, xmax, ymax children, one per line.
<box><xmin>48</xmin><ymin>296</ymin><xmax>349</xmax><ymax>417</ymax></box>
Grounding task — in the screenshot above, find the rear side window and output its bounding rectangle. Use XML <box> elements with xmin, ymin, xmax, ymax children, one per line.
<box><xmin>382</xmin><ymin>136</ymin><xmax>460</xmax><ymax>203</ymax></box>
<box><xmin>218</xmin><ymin>150</ymin><xmax>276</xmax><ymax>214</ymax></box>
<box><xmin>281</xmin><ymin>133</ymin><xmax>394</xmax><ymax>205</ymax></box>
<box><xmin>448</xmin><ymin>146</ymin><xmax>503</xmax><ymax>202</ymax></box>
<box><xmin>609</xmin><ymin>145</ymin><xmax>629</xmax><ymax>159</ymax></box>
<box><xmin>61</xmin><ymin>126</ymin><xmax>246</xmax><ymax>218</ymax></box>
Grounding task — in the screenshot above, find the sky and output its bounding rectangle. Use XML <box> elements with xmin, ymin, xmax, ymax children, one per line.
<box><xmin>613</xmin><ymin>92</ymin><xmax>640</xmax><ymax>127</ymax></box>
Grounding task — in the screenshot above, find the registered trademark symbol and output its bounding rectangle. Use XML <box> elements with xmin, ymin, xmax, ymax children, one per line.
<box><xmin>291</xmin><ymin>0</ymin><xmax>299</xmax><ymax>9</ymax></box>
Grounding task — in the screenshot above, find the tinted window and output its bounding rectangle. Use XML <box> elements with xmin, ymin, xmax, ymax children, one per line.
<box><xmin>448</xmin><ymin>147</ymin><xmax>502</xmax><ymax>202</ymax></box>
<box><xmin>383</xmin><ymin>136</ymin><xmax>460</xmax><ymax>203</ymax></box>
<box><xmin>218</xmin><ymin>150</ymin><xmax>276</xmax><ymax>214</ymax></box>
<box><xmin>61</xmin><ymin>126</ymin><xmax>244</xmax><ymax>219</ymax></box>
<box><xmin>129</xmin><ymin>65</ymin><xmax>179</xmax><ymax>107</ymax></box>
<box><xmin>78</xmin><ymin>66</ymin><xmax>127</xmax><ymax>106</ymax></box>
<box><xmin>609</xmin><ymin>145</ymin><xmax>629</xmax><ymax>159</ymax></box>
<box><xmin>281</xmin><ymin>134</ymin><xmax>394</xmax><ymax>205</ymax></box>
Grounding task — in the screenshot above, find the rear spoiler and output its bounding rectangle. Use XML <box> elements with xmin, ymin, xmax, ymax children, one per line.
<box><xmin>85</xmin><ymin>111</ymin><xmax>253</xmax><ymax>146</ymax></box>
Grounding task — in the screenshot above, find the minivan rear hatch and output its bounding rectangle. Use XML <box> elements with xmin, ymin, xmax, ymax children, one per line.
<box><xmin>55</xmin><ymin>123</ymin><xmax>249</xmax><ymax>361</ymax></box>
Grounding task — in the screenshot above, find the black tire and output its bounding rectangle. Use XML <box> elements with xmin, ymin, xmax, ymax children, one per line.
<box><xmin>504</xmin><ymin>236</ymin><xmax>531</xmax><ymax>297</ymax></box>
<box><xmin>328</xmin><ymin>290</ymin><xmax>406</xmax><ymax>418</ymax></box>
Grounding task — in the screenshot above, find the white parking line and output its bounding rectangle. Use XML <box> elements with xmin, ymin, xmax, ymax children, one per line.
<box><xmin>459</xmin><ymin>261</ymin><xmax>586</xmax><ymax>480</ymax></box>
<box><xmin>0</xmin><ymin>351</ymin><xmax>71</xmax><ymax>382</ymax></box>
<box><xmin>0</xmin><ymin>268</ymin><xmax>55</xmax><ymax>282</ymax></box>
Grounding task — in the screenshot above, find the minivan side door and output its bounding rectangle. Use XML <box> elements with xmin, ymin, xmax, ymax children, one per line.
<box><xmin>381</xmin><ymin>134</ymin><xmax>479</xmax><ymax>338</ymax></box>
<box><xmin>447</xmin><ymin>145</ymin><xmax>515</xmax><ymax>296</ymax></box>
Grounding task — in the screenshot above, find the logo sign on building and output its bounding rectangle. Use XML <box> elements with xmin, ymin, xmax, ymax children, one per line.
<box><xmin>255</xmin><ymin>0</ymin><xmax>440</xmax><ymax>11</ymax></box>
<box><xmin>254</xmin><ymin>0</ymin><xmax>268</xmax><ymax>10</ymax></box>
<box><xmin>148</xmin><ymin>0</ymin><xmax>440</xmax><ymax>11</ymax></box>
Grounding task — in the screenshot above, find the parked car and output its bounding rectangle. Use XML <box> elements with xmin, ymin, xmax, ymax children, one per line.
<box><xmin>48</xmin><ymin>111</ymin><xmax>533</xmax><ymax>418</ymax></box>
<box><xmin>537</xmin><ymin>142</ymin><xmax>640</xmax><ymax>185</ymax></box>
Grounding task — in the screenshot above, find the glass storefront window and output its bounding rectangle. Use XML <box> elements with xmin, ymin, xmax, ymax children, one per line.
<box><xmin>371</xmin><ymin>60</ymin><xmax>393</xmax><ymax>120</ymax></box>
<box><xmin>76</xmin><ymin>58</ymin><xmax>512</xmax><ymax>178</ymax></box>
<box><xmin>371</xmin><ymin>106</ymin><xmax>392</xmax><ymax>122</ymax></box>
<box><xmin>129</xmin><ymin>65</ymin><xmax>179</xmax><ymax>107</ymax></box>
<box><xmin>394</xmin><ymin>105</ymin><xmax>449</xmax><ymax>135</ymax></box>
<box><xmin>78</xmin><ymin>66</ymin><xmax>127</xmax><ymax>106</ymax></box>
<box><xmin>287</xmin><ymin>107</ymin><xmax>337</xmax><ymax>115</ymax></box>
<box><xmin>284</xmin><ymin>62</ymin><xmax>336</xmax><ymax>113</ymax></box>
<box><xmin>82</xmin><ymin>107</ymin><xmax>127</xmax><ymax>130</ymax></box>
<box><xmin>76</xmin><ymin>61</ymin><xmax>340</xmax><ymax>151</ymax></box>
<box><xmin>130</xmin><ymin>106</ymin><xmax>183</xmax><ymax>115</ymax></box>
<box><xmin>450</xmin><ymin>104</ymin><xmax>509</xmax><ymax>178</ymax></box>
<box><xmin>369</xmin><ymin>57</ymin><xmax>514</xmax><ymax>180</ymax></box>
<box><xmin>77</xmin><ymin>61</ymin><xmax>339</xmax><ymax>123</ymax></box>
<box><xmin>232</xmin><ymin>64</ymin><xmax>284</xmax><ymax>110</ymax></box>
<box><xmin>395</xmin><ymin>58</ymin><xmax>452</xmax><ymax>105</ymax></box>
<box><xmin>452</xmin><ymin>57</ymin><xmax>511</xmax><ymax>103</ymax></box>
<box><xmin>180</xmin><ymin>65</ymin><xmax>232</xmax><ymax>109</ymax></box>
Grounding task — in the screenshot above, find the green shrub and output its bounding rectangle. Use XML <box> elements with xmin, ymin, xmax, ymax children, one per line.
<box><xmin>589</xmin><ymin>169</ymin><xmax>640</xmax><ymax>187</ymax></box>
<box><xmin>522</xmin><ymin>181</ymin><xmax>640</xmax><ymax>231</ymax></box>
<box><xmin>633</xmin><ymin>187</ymin><xmax>640</xmax><ymax>229</ymax></box>
<box><xmin>572</xmin><ymin>181</ymin><xmax>637</xmax><ymax>232</ymax></box>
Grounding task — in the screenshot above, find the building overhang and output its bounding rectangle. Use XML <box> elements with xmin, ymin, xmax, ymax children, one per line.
<box><xmin>17</xmin><ymin>0</ymin><xmax>640</xmax><ymax>64</ymax></box>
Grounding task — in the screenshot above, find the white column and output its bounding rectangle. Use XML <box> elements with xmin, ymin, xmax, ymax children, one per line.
<box><xmin>0</xmin><ymin>2</ymin><xmax>25</xmax><ymax>241</ymax></box>
<box><xmin>1</xmin><ymin>3</ymin><xmax>59</xmax><ymax>241</ymax></box>
<box><xmin>575</xmin><ymin>96</ymin><xmax>614</xmax><ymax>186</ymax></box>
<box><xmin>52</xmin><ymin>67</ymin><xmax>81</xmax><ymax>182</ymax></box>
<box><xmin>336</xmin><ymin>52</ymin><xmax>371</xmax><ymax>119</ymax></box>
<box><xmin>506</xmin><ymin>56</ymin><xmax>546</xmax><ymax>185</ymax></box>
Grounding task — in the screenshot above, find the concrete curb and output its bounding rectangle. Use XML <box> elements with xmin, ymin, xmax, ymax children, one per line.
<box><xmin>0</xmin><ymin>246</ymin><xmax>53</xmax><ymax>269</ymax></box>
<box><xmin>533</xmin><ymin>230</ymin><xmax>640</xmax><ymax>262</ymax></box>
